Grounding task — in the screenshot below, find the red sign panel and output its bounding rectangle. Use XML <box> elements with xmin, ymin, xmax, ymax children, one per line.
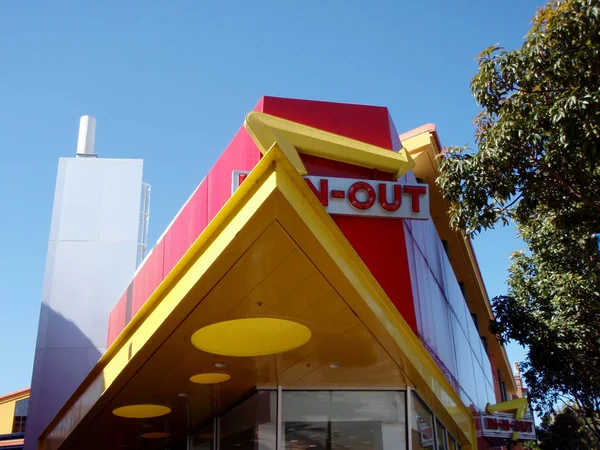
<box><xmin>477</xmin><ymin>413</ymin><xmax>536</xmax><ymax>442</ymax></box>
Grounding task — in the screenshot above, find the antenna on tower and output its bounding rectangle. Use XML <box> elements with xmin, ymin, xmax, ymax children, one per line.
<box><xmin>138</xmin><ymin>183</ymin><xmax>152</xmax><ymax>266</ymax></box>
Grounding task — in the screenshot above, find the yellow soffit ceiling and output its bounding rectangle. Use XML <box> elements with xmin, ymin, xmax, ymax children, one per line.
<box><xmin>39</xmin><ymin>145</ymin><xmax>476</xmax><ymax>450</ymax></box>
<box><xmin>244</xmin><ymin>111</ymin><xmax>416</xmax><ymax>179</ymax></box>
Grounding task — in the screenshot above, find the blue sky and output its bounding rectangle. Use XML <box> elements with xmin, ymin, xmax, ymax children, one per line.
<box><xmin>0</xmin><ymin>0</ymin><xmax>545</xmax><ymax>394</ymax></box>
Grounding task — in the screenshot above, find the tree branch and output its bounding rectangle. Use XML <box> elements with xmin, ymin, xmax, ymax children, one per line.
<box><xmin>586</xmin><ymin>409</ymin><xmax>600</xmax><ymax>441</ymax></box>
<box><xmin>516</xmin><ymin>86</ymin><xmax>570</xmax><ymax>95</ymax></box>
<box><xmin>493</xmin><ymin>192</ymin><xmax>524</xmax><ymax>214</ymax></box>
<box><xmin>573</xmin><ymin>396</ymin><xmax>600</xmax><ymax>442</ymax></box>
<box><xmin>547</xmin><ymin>168</ymin><xmax>600</xmax><ymax>212</ymax></box>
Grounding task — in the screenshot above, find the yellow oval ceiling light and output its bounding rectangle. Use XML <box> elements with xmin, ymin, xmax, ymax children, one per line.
<box><xmin>112</xmin><ymin>404</ymin><xmax>171</xmax><ymax>419</ymax></box>
<box><xmin>140</xmin><ymin>432</ymin><xmax>170</xmax><ymax>439</ymax></box>
<box><xmin>189</xmin><ymin>372</ymin><xmax>231</xmax><ymax>384</ymax></box>
<box><xmin>191</xmin><ymin>318</ymin><xmax>311</xmax><ymax>357</ymax></box>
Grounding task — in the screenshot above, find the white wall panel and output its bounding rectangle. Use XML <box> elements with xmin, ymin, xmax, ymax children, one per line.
<box><xmin>25</xmin><ymin>157</ymin><xmax>143</xmax><ymax>450</ymax></box>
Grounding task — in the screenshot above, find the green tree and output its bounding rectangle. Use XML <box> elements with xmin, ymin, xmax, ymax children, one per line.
<box><xmin>537</xmin><ymin>407</ymin><xmax>599</xmax><ymax>449</ymax></box>
<box><xmin>436</xmin><ymin>0</ymin><xmax>600</xmax><ymax>440</ymax></box>
<box><xmin>523</xmin><ymin>440</ymin><xmax>541</xmax><ymax>450</ymax></box>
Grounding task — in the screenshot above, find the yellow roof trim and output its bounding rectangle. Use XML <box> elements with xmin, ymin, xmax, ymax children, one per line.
<box><xmin>244</xmin><ymin>112</ymin><xmax>416</xmax><ymax>179</ymax></box>
<box><xmin>404</xmin><ymin>132</ymin><xmax>433</xmax><ymax>161</ymax></box>
<box><xmin>0</xmin><ymin>388</ymin><xmax>29</xmax><ymax>405</ymax></box>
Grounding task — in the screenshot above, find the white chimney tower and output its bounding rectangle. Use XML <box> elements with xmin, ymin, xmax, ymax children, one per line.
<box><xmin>76</xmin><ymin>115</ymin><xmax>97</xmax><ymax>157</ymax></box>
<box><xmin>25</xmin><ymin>114</ymin><xmax>144</xmax><ymax>450</ymax></box>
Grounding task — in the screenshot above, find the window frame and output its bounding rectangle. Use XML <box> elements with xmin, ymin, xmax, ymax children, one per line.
<box><xmin>12</xmin><ymin>397</ymin><xmax>29</xmax><ymax>434</ymax></box>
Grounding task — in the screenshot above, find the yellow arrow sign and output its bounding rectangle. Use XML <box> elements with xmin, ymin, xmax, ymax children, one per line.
<box><xmin>485</xmin><ymin>398</ymin><xmax>531</xmax><ymax>442</ymax></box>
<box><xmin>244</xmin><ymin>111</ymin><xmax>415</xmax><ymax>179</ymax></box>
<box><xmin>485</xmin><ymin>397</ymin><xmax>529</xmax><ymax>420</ymax></box>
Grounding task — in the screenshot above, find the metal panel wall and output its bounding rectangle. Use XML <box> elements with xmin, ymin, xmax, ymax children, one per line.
<box><xmin>25</xmin><ymin>157</ymin><xmax>143</xmax><ymax>450</ymax></box>
<box><xmin>106</xmin><ymin>126</ymin><xmax>262</xmax><ymax>345</ymax></box>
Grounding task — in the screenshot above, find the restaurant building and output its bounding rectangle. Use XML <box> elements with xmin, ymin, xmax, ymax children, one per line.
<box><xmin>23</xmin><ymin>97</ymin><xmax>534</xmax><ymax>450</ymax></box>
<box><xmin>0</xmin><ymin>388</ymin><xmax>29</xmax><ymax>450</ymax></box>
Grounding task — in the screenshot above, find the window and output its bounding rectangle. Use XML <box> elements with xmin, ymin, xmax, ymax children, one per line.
<box><xmin>219</xmin><ymin>391</ymin><xmax>277</xmax><ymax>450</ymax></box>
<box><xmin>283</xmin><ymin>391</ymin><xmax>407</xmax><ymax>450</ymax></box>
<box><xmin>441</xmin><ymin>240</ymin><xmax>449</xmax><ymax>256</ymax></box>
<box><xmin>192</xmin><ymin>421</ymin><xmax>214</xmax><ymax>450</ymax></box>
<box><xmin>481</xmin><ymin>337</ymin><xmax>489</xmax><ymax>355</ymax></box>
<box><xmin>12</xmin><ymin>397</ymin><xmax>29</xmax><ymax>433</ymax></box>
<box><xmin>447</xmin><ymin>434</ymin><xmax>457</xmax><ymax>450</ymax></box>
<box><xmin>435</xmin><ymin>420</ymin><xmax>447</xmax><ymax>450</ymax></box>
<box><xmin>200</xmin><ymin>390</ymin><xmax>458</xmax><ymax>450</ymax></box>
<box><xmin>497</xmin><ymin>370</ymin><xmax>508</xmax><ymax>402</ymax></box>
<box><xmin>411</xmin><ymin>393</ymin><xmax>434</xmax><ymax>450</ymax></box>
<box><xmin>470</xmin><ymin>313</ymin><xmax>479</xmax><ymax>333</ymax></box>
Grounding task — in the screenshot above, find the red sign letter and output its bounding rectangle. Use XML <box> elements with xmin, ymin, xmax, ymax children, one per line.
<box><xmin>378</xmin><ymin>184</ymin><xmax>402</xmax><ymax>211</ymax></box>
<box><xmin>486</xmin><ymin>418</ymin><xmax>498</xmax><ymax>430</ymax></box>
<box><xmin>305</xmin><ymin>179</ymin><xmax>329</xmax><ymax>207</ymax></box>
<box><xmin>348</xmin><ymin>182</ymin><xmax>376</xmax><ymax>210</ymax></box>
<box><xmin>403</xmin><ymin>185</ymin><xmax>427</xmax><ymax>213</ymax></box>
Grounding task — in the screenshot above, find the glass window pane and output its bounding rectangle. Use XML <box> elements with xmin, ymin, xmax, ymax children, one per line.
<box><xmin>192</xmin><ymin>420</ymin><xmax>214</xmax><ymax>450</ymax></box>
<box><xmin>447</xmin><ymin>435</ymin><xmax>457</xmax><ymax>450</ymax></box>
<box><xmin>12</xmin><ymin>398</ymin><xmax>29</xmax><ymax>433</ymax></box>
<box><xmin>410</xmin><ymin>393</ymin><xmax>434</xmax><ymax>450</ymax></box>
<box><xmin>14</xmin><ymin>398</ymin><xmax>29</xmax><ymax>417</ymax></box>
<box><xmin>219</xmin><ymin>391</ymin><xmax>277</xmax><ymax>450</ymax></box>
<box><xmin>435</xmin><ymin>420</ymin><xmax>447</xmax><ymax>450</ymax></box>
<box><xmin>283</xmin><ymin>391</ymin><xmax>407</xmax><ymax>450</ymax></box>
